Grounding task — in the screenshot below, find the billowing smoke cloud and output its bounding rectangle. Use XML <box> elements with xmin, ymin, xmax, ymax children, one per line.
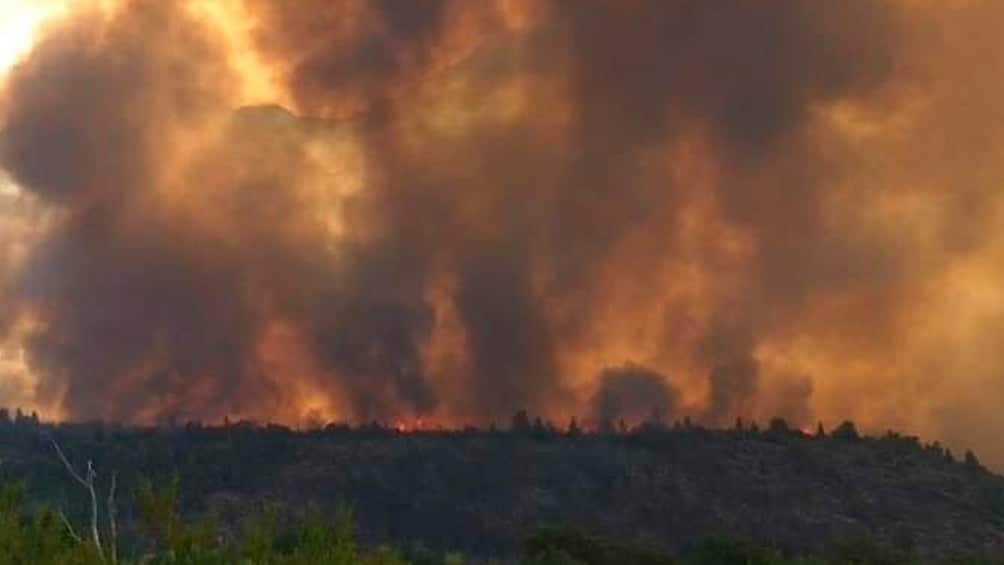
<box><xmin>2</xmin><ymin>0</ymin><xmax>1004</xmax><ymax>465</ymax></box>
<box><xmin>589</xmin><ymin>365</ymin><xmax>679</xmax><ymax>428</ymax></box>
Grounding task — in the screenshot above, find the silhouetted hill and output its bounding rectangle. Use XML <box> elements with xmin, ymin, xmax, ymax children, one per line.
<box><xmin>1</xmin><ymin>417</ymin><xmax>1003</xmax><ymax>562</ymax></box>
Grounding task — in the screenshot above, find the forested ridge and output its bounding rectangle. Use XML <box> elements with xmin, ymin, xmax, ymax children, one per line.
<box><xmin>1</xmin><ymin>412</ymin><xmax>1003</xmax><ymax>563</ymax></box>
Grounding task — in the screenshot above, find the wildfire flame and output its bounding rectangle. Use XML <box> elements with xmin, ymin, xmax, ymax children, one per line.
<box><xmin>1</xmin><ymin>0</ymin><xmax>1004</xmax><ymax>469</ymax></box>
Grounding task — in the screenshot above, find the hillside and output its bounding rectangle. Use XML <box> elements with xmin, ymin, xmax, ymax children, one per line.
<box><xmin>1</xmin><ymin>417</ymin><xmax>1003</xmax><ymax>562</ymax></box>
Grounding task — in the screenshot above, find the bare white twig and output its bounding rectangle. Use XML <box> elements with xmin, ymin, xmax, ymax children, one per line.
<box><xmin>107</xmin><ymin>471</ymin><xmax>118</xmax><ymax>564</ymax></box>
<box><xmin>86</xmin><ymin>460</ymin><xmax>103</xmax><ymax>561</ymax></box>
<box><xmin>49</xmin><ymin>437</ymin><xmax>106</xmax><ymax>563</ymax></box>
<box><xmin>50</xmin><ymin>437</ymin><xmax>89</xmax><ymax>488</ymax></box>
<box><xmin>57</xmin><ymin>510</ymin><xmax>83</xmax><ymax>544</ymax></box>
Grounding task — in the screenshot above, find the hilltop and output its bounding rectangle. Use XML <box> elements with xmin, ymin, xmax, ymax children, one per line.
<box><xmin>1</xmin><ymin>416</ymin><xmax>1003</xmax><ymax>562</ymax></box>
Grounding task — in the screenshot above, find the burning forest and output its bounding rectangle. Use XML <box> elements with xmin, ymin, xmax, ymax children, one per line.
<box><xmin>1</xmin><ymin>0</ymin><xmax>1004</xmax><ymax>468</ymax></box>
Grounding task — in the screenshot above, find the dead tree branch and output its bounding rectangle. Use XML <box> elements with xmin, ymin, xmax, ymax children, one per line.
<box><xmin>57</xmin><ymin>510</ymin><xmax>83</xmax><ymax>544</ymax></box>
<box><xmin>49</xmin><ymin>437</ymin><xmax>107</xmax><ymax>563</ymax></box>
<box><xmin>107</xmin><ymin>471</ymin><xmax>118</xmax><ymax>564</ymax></box>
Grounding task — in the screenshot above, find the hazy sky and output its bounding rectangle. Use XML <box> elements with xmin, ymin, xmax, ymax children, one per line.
<box><xmin>1</xmin><ymin>1</ymin><xmax>1003</xmax><ymax>466</ymax></box>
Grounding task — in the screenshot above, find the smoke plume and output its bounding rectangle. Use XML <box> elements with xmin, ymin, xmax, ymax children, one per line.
<box><xmin>589</xmin><ymin>365</ymin><xmax>679</xmax><ymax>428</ymax></box>
<box><xmin>2</xmin><ymin>1</ymin><xmax>1004</xmax><ymax>466</ymax></box>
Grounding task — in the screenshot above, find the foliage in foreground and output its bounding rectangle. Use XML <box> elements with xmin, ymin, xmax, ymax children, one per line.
<box><xmin>522</xmin><ymin>526</ymin><xmax>1004</xmax><ymax>565</ymax></box>
<box><xmin>4</xmin><ymin>479</ymin><xmax>1004</xmax><ymax>565</ymax></box>
<box><xmin>0</xmin><ymin>478</ymin><xmax>418</xmax><ymax>565</ymax></box>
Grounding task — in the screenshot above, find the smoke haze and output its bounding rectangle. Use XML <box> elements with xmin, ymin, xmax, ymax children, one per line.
<box><xmin>2</xmin><ymin>1</ymin><xmax>1004</xmax><ymax>466</ymax></box>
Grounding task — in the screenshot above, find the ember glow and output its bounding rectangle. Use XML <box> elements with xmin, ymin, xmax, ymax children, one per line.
<box><xmin>2</xmin><ymin>1</ymin><xmax>1004</xmax><ymax>465</ymax></box>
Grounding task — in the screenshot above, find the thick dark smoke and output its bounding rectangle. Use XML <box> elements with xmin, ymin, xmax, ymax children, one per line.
<box><xmin>3</xmin><ymin>0</ymin><xmax>1004</xmax><ymax>466</ymax></box>
<box><xmin>243</xmin><ymin>0</ymin><xmax>449</xmax><ymax>124</ymax></box>
<box><xmin>589</xmin><ymin>365</ymin><xmax>679</xmax><ymax>428</ymax></box>
<box><xmin>698</xmin><ymin>321</ymin><xmax>759</xmax><ymax>425</ymax></box>
<box><xmin>0</xmin><ymin>0</ymin><xmax>900</xmax><ymax>421</ymax></box>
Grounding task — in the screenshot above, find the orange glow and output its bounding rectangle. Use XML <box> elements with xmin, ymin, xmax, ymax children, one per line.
<box><xmin>0</xmin><ymin>1</ymin><xmax>71</xmax><ymax>76</ymax></box>
<box><xmin>3</xmin><ymin>0</ymin><xmax>1004</xmax><ymax>470</ymax></box>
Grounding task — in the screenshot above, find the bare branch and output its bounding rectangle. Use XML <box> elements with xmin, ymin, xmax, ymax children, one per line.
<box><xmin>58</xmin><ymin>510</ymin><xmax>83</xmax><ymax>544</ymax></box>
<box><xmin>86</xmin><ymin>460</ymin><xmax>105</xmax><ymax>562</ymax></box>
<box><xmin>49</xmin><ymin>435</ymin><xmax>106</xmax><ymax>563</ymax></box>
<box><xmin>49</xmin><ymin>437</ymin><xmax>90</xmax><ymax>488</ymax></box>
<box><xmin>107</xmin><ymin>472</ymin><xmax>118</xmax><ymax>565</ymax></box>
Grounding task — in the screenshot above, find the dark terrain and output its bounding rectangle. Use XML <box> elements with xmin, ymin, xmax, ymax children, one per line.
<box><xmin>1</xmin><ymin>413</ymin><xmax>1003</xmax><ymax>562</ymax></box>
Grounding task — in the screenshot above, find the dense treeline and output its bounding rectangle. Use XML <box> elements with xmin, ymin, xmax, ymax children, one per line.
<box><xmin>1</xmin><ymin>410</ymin><xmax>1003</xmax><ymax>562</ymax></box>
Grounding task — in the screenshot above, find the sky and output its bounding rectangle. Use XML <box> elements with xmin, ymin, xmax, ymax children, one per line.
<box><xmin>0</xmin><ymin>0</ymin><xmax>1003</xmax><ymax>466</ymax></box>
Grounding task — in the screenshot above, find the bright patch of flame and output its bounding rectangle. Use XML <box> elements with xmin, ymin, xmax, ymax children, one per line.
<box><xmin>0</xmin><ymin>310</ymin><xmax>61</xmax><ymax>420</ymax></box>
<box><xmin>393</xmin><ymin>417</ymin><xmax>430</xmax><ymax>433</ymax></box>
<box><xmin>0</xmin><ymin>1</ymin><xmax>71</xmax><ymax>78</ymax></box>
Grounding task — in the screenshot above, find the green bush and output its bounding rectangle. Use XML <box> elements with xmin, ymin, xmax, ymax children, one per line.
<box><xmin>0</xmin><ymin>481</ymin><xmax>104</xmax><ymax>564</ymax></box>
<box><xmin>2</xmin><ymin>476</ymin><xmax>1003</xmax><ymax>565</ymax></box>
<box><xmin>0</xmin><ymin>476</ymin><xmax>416</xmax><ymax>564</ymax></box>
<box><xmin>688</xmin><ymin>536</ymin><xmax>785</xmax><ymax>565</ymax></box>
<box><xmin>524</xmin><ymin>525</ymin><xmax>675</xmax><ymax>565</ymax></box>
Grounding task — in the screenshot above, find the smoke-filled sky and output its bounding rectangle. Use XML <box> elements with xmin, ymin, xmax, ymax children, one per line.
<box><xmin>1</xmin><ymin>0</ymin><xmax>1003</xmax><ymax>464</ymax></box>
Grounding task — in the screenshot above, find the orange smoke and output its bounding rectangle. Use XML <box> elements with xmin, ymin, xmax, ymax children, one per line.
<box><xmin>1</xmin><ymin>0</ymin><xmax>1004</xmax><ymax>468</ymax></box>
